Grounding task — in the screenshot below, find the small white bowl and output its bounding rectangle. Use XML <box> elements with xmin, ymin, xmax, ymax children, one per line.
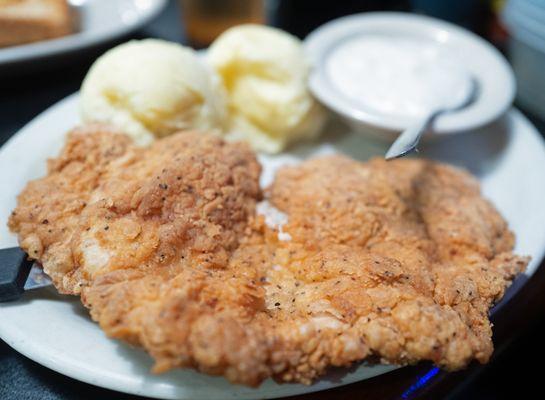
<box><xmin>304</xmin><ymin>12</ymin><xmax>515</xmax><ymax>139</ymax></box>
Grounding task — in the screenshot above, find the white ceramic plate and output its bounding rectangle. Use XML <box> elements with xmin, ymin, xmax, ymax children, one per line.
<box><xmin>0</xmin><ymin>0</ymin><xmax>167</xmax><ymax>66</ymax></box>
<box><xmin>0</xmin><ymin>94</ymin><xmax>544</xmax><ymax>399</ymax></box>
<box><xmin>305</xmin><ymin>13</ymin><xmax>515</xmax><ymax>135</ymax></box>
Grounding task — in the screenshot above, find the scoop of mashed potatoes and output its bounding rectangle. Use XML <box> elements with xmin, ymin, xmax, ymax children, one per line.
<box><xmin>208</xmin><ymin>24</ymin><xmax>327</xmax><ymax>153</ymax></box>
<box><xmin>81</xmin><ymin>39</ymin><xmax>226</xmax><ymax>145</ymax></box>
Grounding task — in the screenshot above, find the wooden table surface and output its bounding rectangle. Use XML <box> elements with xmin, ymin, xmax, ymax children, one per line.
<box><xmin>1</xmin><ymin>2</ymin><xmax>544</xmax><ymax>399</ymax></box>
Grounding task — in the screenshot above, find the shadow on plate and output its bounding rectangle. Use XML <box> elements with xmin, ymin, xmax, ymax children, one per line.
<box><xmin>491</xmin><ymin>272</ymin><xmax>529</xmax><ymax>314</ymax></box>
<box><xmin>0</xmin><ymin>286</ymin><xmax>75</xmax><ymax>307</ymax></box>
<box><xmin>110</xmin><ymin>322</ymin><xmax>398</xmax><ymax>399</ymax></box>
<box><xmin>0</xmin><ymin>285</ymin><xmax>94</xmax><ymax>327</ymax></box>
<box><xmin>288</xmin><ymin>114</ymin><xmax>511</xmax><ymax>179</ymax></box>
<box><xmin>422</xmin><ymin>115</ymin><xmax>511</xmax><ymax>177</ymax></box>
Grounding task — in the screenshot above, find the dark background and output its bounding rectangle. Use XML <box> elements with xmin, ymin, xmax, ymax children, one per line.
<box><xmin>1</xmin><ymin>1</ymin><xmax>544</xmax><ymax>399</ymax></box>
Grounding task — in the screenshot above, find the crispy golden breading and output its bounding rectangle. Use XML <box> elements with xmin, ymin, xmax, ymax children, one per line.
<box><xmin>8</xmin><ymin>127</ymin><xmax>528</xmax><ymax>386</ymax></box>
<box><xmin>9</xmin><ymin>125</ymin><xmax>261</xmax><ymax>294</ymax></box>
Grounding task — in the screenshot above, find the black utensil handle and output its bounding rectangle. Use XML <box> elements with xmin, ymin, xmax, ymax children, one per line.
<box><xmin>0</xmin><ymin>247</ymin><xmax>33</xmax><ymax>302</ymax></box>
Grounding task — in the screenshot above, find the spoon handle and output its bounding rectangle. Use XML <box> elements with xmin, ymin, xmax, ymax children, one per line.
<box><xmin>385</xmin><ymin>111</ymin><xmax>437</xmax><ymax>160</ymax></box>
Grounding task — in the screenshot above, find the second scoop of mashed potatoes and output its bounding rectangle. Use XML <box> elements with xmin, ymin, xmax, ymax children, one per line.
<box><xmin>81</xmin><ymin>39</ymin><xmax>226</xmax><ymax>145</ymax></box>
<box><xmin>208</xmin><ymin>24</ymin><xmax>327</xmax><ymax>153</ymax></box>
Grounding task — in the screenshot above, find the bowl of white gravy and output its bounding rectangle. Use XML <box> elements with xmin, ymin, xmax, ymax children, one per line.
<box><xmin>304</xmin><ymin>12</ymin><xmax>515</xmax><ymax>140</ymax></box>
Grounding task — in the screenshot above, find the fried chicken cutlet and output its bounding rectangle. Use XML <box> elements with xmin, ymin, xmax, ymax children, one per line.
<box><xmin>9</xmin><ymin>125</ymin><xmax>261</xmax><ymax>294</ymax></box>
<box><xmin>8</xmin><ymin>126</ymin><xmax>528</xmax><ymax>386</ymax></box>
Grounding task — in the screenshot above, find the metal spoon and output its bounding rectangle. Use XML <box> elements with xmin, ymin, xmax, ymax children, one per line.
<box><xmin>385</xmin><ymin>74</ymin><xmax>478</xmax><ymax>160</ymax></box>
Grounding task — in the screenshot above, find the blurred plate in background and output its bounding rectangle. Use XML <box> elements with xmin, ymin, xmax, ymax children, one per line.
<box><xmin>0</xmin><ymin>0</ymin><xmax>167</xmax><ymax>67</ymax></box>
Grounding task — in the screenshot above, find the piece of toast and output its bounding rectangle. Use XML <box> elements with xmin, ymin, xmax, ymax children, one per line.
<box><xmin>0</xmin><ymin>0</ymin><xmax>72</xmax><ymax>48</ymax></box>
